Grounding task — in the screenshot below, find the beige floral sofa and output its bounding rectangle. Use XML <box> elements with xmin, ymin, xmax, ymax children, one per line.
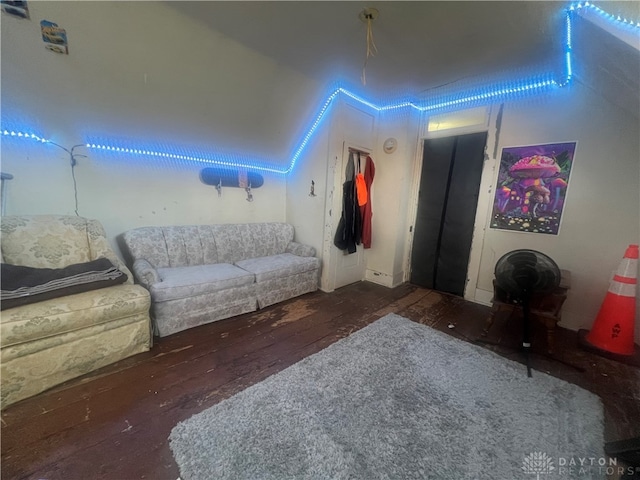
<box><xmin>0</xmin><ymin>215</ymin><xmax>152</xmax><ymax>408</ymax></box>
<box><xmin>123</xmin><ymin>222</ymin><xmax>320</xmax><ymax>337</ymax></box>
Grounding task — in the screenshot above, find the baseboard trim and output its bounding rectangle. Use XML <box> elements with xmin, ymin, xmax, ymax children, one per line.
<box><xmin>474</xmin><ymin>288</ymin><xmax>493</xmax><ymax>306</ymax></box>
<box><xmin>392</xmin><ymin>271</ymin><xmax>405</xmax><ymax>288</ymax></box>
<box><xmin>365</xmin><ymin>269</ymin><xmax>394</xmax><ymax>288</ymax></box>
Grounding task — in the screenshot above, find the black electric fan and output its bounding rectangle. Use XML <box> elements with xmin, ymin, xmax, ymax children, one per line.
<box><xmin>493</xmin><ymin>249</ymin><xmax>561</xmax><ymax>377</ymax></box>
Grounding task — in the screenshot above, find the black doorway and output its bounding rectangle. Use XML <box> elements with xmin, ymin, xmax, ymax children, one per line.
<box><xmin>410</xmin><ymin>131</ymin><xmax>488</xmax><ymax>296</ymax></box>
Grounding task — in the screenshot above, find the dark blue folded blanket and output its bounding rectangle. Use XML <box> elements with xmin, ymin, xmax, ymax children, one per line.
<box><xmin>1</xmin><ymin>258</ymin><xmax>128</xmax><ymax>310</ymax></box>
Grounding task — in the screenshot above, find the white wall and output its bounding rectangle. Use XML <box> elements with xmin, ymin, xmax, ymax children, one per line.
<box><xmin>1</xmin><ymin>1</ymin><xmax>319</xmax><ymax>255</ymax></box>
<box><xmin>364</xmin><ymin>109</ymin><xmax>421</xmax><ymax>288</ymax></box>
<box><xmin>369</xmin><ymin>82</ymin><xmax>639</xmax><ymax>341</ymax></box>
<box><xmin>284</xmin><ymin>98</ymin><xmax>333</xmax><ymax>272</ymax></box>
<box><xmin>4</xmin><ymin>3</ymin><xmax>638</xmax><ymax>343</ymax></box>
<box><xmin>471</xmin><ymin>83</ymin><xmax>639</xmax><ymax>338</ymax></box>
<box><xmin>359</xmin><ymin>81</ymin><xmax>639</xmax><ymax>342</ymax></box>
<box><xmin>286</xmin><ymin>96</ymin><xmax>426</xmax><ymax>292</ymax></box>
<box><xmin>288</xmin><ymin>98</ymin><xmax>379</xmax><ymax>292</ymax></box>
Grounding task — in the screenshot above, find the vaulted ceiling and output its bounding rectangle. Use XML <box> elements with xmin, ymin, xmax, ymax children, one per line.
<box><xmin>169</xmin><ymin>1</ymin><xmax>561</xmax><ymax>97</ymax></box>
<box><xmin>168</xmin><ymin>1</ymin><xmax>638</xmax><ymax>107</ymax></box>
<box><xmin>572</xmin><ymin>5</ymin><xmax>640</xmax><ymax>119</ymax></box>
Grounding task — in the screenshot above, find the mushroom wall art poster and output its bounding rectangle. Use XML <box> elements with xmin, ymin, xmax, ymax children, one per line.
<box><xmin>490</xmin><ymin>142</ymin><xmax>576</xmax><ymax>235</ymax></box>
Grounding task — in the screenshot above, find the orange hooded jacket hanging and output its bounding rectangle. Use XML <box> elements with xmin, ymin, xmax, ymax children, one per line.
<box><xmin>355</xmin><ymin>171</ymin><xmax>367</xmax><ymax>206</ymax></box>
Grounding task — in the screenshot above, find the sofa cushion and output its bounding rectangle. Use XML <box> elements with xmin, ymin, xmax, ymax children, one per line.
<box><xmin>0</xmin><ymin>284</ymin><xmax>150</xmax><ymax>349</ymax></box>
<box><xmin>1</xmin><ymin>215</ymin><xmax>134</xmax><ymax>284</ymax></box>
<box><xmin>235</xmin><ymin>253</ymin><xmax>321</xmax><ymax>283</ymax></box>
<box><xmin>152</xmin><ymin>264</ymin><xmax>255</xmax><ymax>302</ymax></box>
<box><xmin>161</xmin><ymin>226</ymin><xmax>220</xmax><ymax>267</ymax></box>
<box><xmin>212</xmin><ymin>223</ymin><xmax>294</xmax><ymax>264</ymax></box>
<box><xmin>1</xmin><ymin>216</ymin><xmax>94</xmax><ymax>268</ymax></box>
<box><xmin>123</xmin><ymin>223</ymin><xmax>297</xmax><ymax>269</ymax></box>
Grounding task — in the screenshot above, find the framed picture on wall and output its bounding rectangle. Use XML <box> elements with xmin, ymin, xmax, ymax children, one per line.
<box><xmin>490</xmin><ymin>141</ymin><xmax>576</xmax><ymax>235</ymax></box>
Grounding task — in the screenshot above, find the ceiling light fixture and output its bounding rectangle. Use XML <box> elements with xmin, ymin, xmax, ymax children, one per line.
<box><xmin>359</xmin><ymin>7</ymin><xmax>379</xmax><ymax>86</ymax></box>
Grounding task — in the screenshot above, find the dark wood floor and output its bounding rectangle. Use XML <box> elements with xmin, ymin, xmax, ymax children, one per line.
<box><xmin>2</xmin><ymin>282</ymin><xmax>639</xmax><ymax>480</ymax></box>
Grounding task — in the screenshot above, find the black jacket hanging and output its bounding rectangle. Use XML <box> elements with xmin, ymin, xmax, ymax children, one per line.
<box><xmin>334</xmin><ymin>152</ymin><xmax>360</xmax><ymax>254</ymax></box>
<box><xmin>353</xmin><ymin>153</ymin><xmax>363</xmax><ymax>247</ymax></box>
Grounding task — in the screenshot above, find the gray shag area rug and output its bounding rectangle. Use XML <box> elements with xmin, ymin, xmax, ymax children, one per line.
<box><xmin>169</xmin><ymin>314</ymin><xmax>604</xmax><ymax>480</ymax></box>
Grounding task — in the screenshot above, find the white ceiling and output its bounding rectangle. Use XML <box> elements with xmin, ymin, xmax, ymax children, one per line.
<box><xmin>168</xmin><ymin>1</ymin><xmax>639</xmax><ymax>105</ymax></box>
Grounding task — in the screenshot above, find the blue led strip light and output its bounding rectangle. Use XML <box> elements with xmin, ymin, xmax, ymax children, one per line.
<box><xmin>83</xmin><ymin>75</ymin><xmax>559</xmax><ymax>175</ymax></box>
<box><xmin>83</xmin><ymin>70</ymin><xmax>562</xmax><ymax>175</ymax></box>
<box><xmin>7</xmin><ymin>79</ymin><xmax>560</xmax><ymax>175</ymax></box>
<box><xmin>414</xmin><ymin>79</ymin><xmax>559</xmax><ymax>113</ymax></box>
<box><xmin>13</xmin><ymin>1</ymin><xmax>637</xmax><ymax>175</ymax></box>
<box><xmin>84</xmin><ymin>143</ymin><xmax>290</xmax><ymax>175</ymax></box>
<box><xmin>1</xmin><ymin>129</ymin><xmax>49</xmax><ymax>143</ymax></box>
<box><xmin>563</xmin><ymin>9</ymin><xmax>574</xmax><ymax>85</ymax></box>
<box><xmin>570</xmin><ymin>1</ymin><xmax>640</xmax><ymax>29</ymax></box>
<box><xmin>285</xmin><ymin>88</ymin><xmax>341</xmax><ymax>174</ymax></box>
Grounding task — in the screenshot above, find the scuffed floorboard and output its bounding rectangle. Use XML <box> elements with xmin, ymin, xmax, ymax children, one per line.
<box><xmin>2</xmin><ymin>281</ymin><xmax>639</xmax><ymax>480</ymax></box>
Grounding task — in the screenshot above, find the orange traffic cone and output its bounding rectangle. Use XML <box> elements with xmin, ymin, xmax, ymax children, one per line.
<box><xmin>586</xmin><ymin>244</ymin><xmax>638</xmax><ymax>355</ymax></box>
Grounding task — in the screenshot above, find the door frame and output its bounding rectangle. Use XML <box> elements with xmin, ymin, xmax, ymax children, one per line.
<box><xmin>320</xmin><ymin>99</ymin><xmax>377</xmax><ymax>293</ymax></box>
<box><xmin>403</xmin><ymin>106</ymin><xmax>500</xmax><ymax>302</ymax></box>
<box><xmin>332</xmin><ymin>141</ymin><xmax>370</xmax><ymax>290</ymax></box>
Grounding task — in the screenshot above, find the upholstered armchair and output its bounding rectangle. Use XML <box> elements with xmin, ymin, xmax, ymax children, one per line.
<box><xmin>0</xmin><ymin>215</ymin><xmax>152</xmax><ymax>408</ymax></box>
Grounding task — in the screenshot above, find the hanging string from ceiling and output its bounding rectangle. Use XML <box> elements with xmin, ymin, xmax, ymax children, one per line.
<box><xmin>359</xmin><ymin>7</ymin><xmax>379</xmax><ymax>86</ymax></box>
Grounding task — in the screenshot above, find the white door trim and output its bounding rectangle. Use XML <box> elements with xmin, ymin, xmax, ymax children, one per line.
<box><xmin>402</xmin><ymin>106</ymin><xmax>499</xmax><ymax>303</ymax></box>
<box><xmin>320</xmin><ymin>99</ymin><xmax>376</xmax><ymax>292</ymax></box>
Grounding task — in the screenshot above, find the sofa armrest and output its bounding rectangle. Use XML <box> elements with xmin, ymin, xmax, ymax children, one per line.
<box><xmin>132</xmin><ymin>259</ymin><xmax>160</xmax><ymax>288</ymax></box>
<box><xmin>86</xmin><ymin>218</ymin><xmax>135</xmax><ymax>284</ymax></box>
<box><xmin>286</xmin><ymin>242</ymin><xmax>316</xmax><ymax>257</ymax></box>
